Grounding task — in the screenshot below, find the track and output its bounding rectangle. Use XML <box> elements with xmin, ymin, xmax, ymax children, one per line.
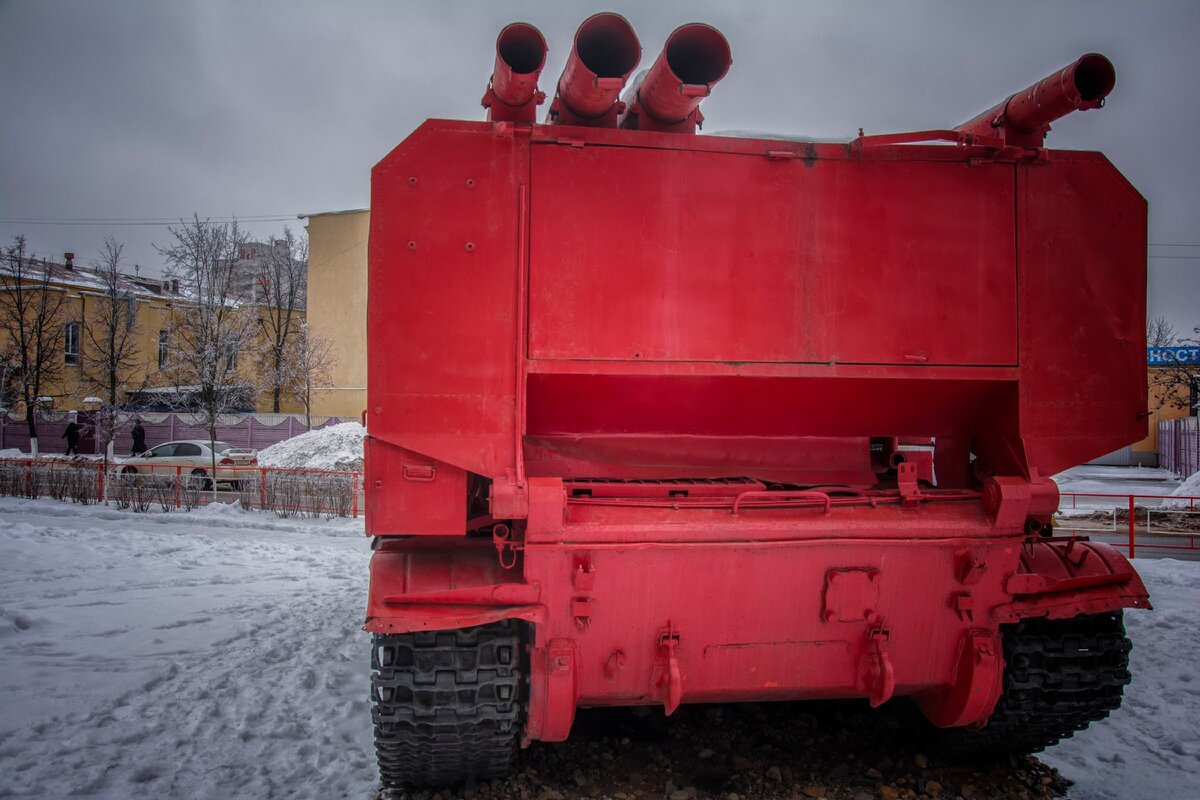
<box><xmin>940</xmin><ymin>612</ymin><xmax>1132</xmax><ymax>756</ymax></box>
<box><xmin>372</xmin><ymin>621</ymin><xmax>523</xmax><ymax>788</ymax></box>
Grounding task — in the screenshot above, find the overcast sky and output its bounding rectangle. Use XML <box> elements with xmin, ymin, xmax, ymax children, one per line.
<box><xmin>1</xmin><ymin>0</ymin><xmax>1197</xmax><ymax>332</ymax></box>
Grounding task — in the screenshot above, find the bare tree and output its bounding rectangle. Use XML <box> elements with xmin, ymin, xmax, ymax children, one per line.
<box><xmin>82</xmin><ymin>236</ymin><xmax>144</xmax><ymax>466</ymax></box>
<box><xmin>0</xmin><ymin>346</ymin><xmax>19</xmax><ymax>411</ymax></box>
<box><xmin>1147</xmin><ymin>316</ymin><xmax>1199</xmax><ymax>413</ymax></box>
<box><xmin>0</xmin><ymin>236</ymin><xmax>68</xmax><ymax>455</ymax></box>
<box><xmin>1147</xmin><ymin>316</ymin><xmax>1178</xmax><ymax>348</ymax></box>
<box><xmin>254</xmin><ymin>227</ymin><xmax>308</xmax><ymax>413</ymax></box>
<box><xmin>157</xmin><ymin>217</ymin><xmax>260</xmax><ymax>493</ymax></box>
<box><xmin>286</xmin><ymin>323</ymin><xmax>336</xmax><ymax>430</ymax></box>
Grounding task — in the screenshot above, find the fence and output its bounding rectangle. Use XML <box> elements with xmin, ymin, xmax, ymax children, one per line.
<box><xmin>1057</xmin><ymin>491</ymin><xmax>1200</xmax><ymax>557</ymax></box>
<box><xmin>0</xmin><ymin>411</ymin><xmax>350</xmax><ymax>457</ymax></box>
<box><xmin>0</xmin><ymin>458</ymin><xmax>362</xmax><ymax>519</ymax></box>
<box><xmin>1158</xmin><ymin>416</ymin><xmax>1199</xmax><ymax>478</ymax></box>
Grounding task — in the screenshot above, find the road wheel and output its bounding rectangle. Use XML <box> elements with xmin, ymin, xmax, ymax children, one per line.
<box><xmin>937</xmin><ymin>611</ymin><xmax>1132</xmax><ymax>756</ymax></box>
<box><xmin>372</xmin><ymin>620</ymin><xmax>524</xmax><ymax>788</ymax></box>
<box><xmin>121</xmin><ymin>466</ymin><xmax>138</xmax><ymax>475</ymax></box>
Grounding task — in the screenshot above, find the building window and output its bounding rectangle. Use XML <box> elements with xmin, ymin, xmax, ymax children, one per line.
<box><xmin>224</xmin><ymin>342</ymin><xmax>238</xmax><ymax>371</ymax></box>
<box><xmin>158</xmin><ymin>329</ymin><xmax>169</xmax><ymax>369</ymax></box>
<box><xmin>64</xmin><ymin>321</ymin><xmax>80</xmax><ymax>365</ymax></box>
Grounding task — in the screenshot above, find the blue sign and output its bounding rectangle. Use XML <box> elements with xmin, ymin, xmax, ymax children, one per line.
<box><xmin>1148</xmin><ymin>346</ymin><xmax>1200</xmax><ymax>366</ymax></box>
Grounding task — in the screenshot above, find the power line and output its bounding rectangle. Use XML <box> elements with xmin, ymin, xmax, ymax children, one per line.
<box><xmin>0</xmin><ymin>214</ymin><xmax>298</xmax><ymax>222</ymax></box>
<box><xmin>0</xmin><ymin>217</ymin><xmax>298</xmax><ymax>227</ymax></box>
<box><xmin>1148</xmin><ymin>255</ymin><xmax>1200</xmax><ymax>260</ymax></box>
<box><xmin>1148</xmin><ymin>243</ymin><xmax>1200</xmax><ymax>247</ymax></box>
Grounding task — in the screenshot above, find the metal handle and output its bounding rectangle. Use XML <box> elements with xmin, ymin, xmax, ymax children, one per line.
<box><xmin>731</xmin><ymin>490</ymin><xmax>832</xmax><ymax>516</ymax></box>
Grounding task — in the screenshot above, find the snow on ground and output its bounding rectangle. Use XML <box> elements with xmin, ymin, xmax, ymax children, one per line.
<box><xmin>1053</xmin><ymin>465</ymin><xmax>1181</xmax><ymax>512</ymax></box>
<box><xmin>256</xmin><ymin>422</ymin><xmax>366</xmax><ymax>472</ymax></box>
<box><xmin>0</xmin><ymin>496</ymin><xmax>1196</xmax><ymax>799</ymax></box>
<box><xmin>1042</xmin><ymin>558</ymin><xmax>1200</xmax><ymax>800</ymax></box>
<box><xmin>0</xmin><ymin>497</ymin><xmax>376</xmax><ymax>799</ymax></box>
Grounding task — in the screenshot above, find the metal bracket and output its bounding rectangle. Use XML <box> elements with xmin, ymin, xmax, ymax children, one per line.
<box><xmin>492</xmin><ymin>523</ymin><xmax>522</xmax><ymax>570</ymax></box>
<box><xmin>953</xmin><ymin>592</ymin><xmax>975</xmax><ymax>622</ymax></box>
<box><xmin>657</xmin><ymin>624</ymin><xmax>683</xmax><ymax>716</ymax></box>
<box><xmin>572</xmin><ymin>557</ymin><xmax>595</xmax><ymax>591</ymax></box>
<box><xmin>604</xmin><ymin>649</ymin><xmax>626</xmax><ymax>682</ymax></box>
<box><xmin>861</xmin><ymin>625</ymin><xmax>895</xmax><ymax>708</ymax></box>
<box><xmin>571</xmin><ymin>597</ymin><xmax>594</xmax><ymax>630</ymax></box>
<box><xmin>897</xmin><ymin>461</ymin><xmax>921</xmax><ymax>506</ymax></box>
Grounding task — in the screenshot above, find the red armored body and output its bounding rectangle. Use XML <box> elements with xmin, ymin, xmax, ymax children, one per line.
<box><xmin>364</xmin><ymin>14</ymin><xmax>1149</xmax><ymax>787</ymax></box>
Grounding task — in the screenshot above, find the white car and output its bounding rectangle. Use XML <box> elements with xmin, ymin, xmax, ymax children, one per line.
<box><xmin>115</xmin><ymin>440</ymin><xmax>258</xmax><ymax>489</ymax></box>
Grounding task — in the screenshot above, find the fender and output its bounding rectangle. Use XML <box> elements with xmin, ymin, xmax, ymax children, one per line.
<box><xmin>995</xmin><ymin>538</ymin><xmax>1151</xmax><ymax>623</ymax></box>
<box><xmin>364</xmin><ymin>538</ymin><xmax>545</xmax><ymax>634</ymax></box>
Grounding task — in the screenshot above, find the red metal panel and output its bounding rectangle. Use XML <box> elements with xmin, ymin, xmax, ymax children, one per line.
<box><xmin>529</xmin><ymin>144</ymin><xmax>1017</xmax><ymax>366</ymax></box>
<box><xmin>364</xmin><ymin>437</ymin><xmax>467</xmax><ymax>535</ymax></box>
<box><xmin>1016</xmin><ymin>152</ymin><xmax>1148</xmax><ymax>476</ymax></box>
<box><xmin>520</xmin><ymin>535</ymin><xmax>1020</xmax><ymax>707</ymax></box>
<box><xmin>367</xmin><ymin>120</ymin><xmax>524</xmax><ymax>479</ymax></box>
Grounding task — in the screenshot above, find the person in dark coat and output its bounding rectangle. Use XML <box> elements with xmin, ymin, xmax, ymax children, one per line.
<box><xmin>131</xmin><ymin>422</ymin><xmax>147</xmax><ymax>455</ymax></box>
<box><xmin>63</xmin><ymin>421</ymin><xmax>80</xmax><ymax>457</ymax></box>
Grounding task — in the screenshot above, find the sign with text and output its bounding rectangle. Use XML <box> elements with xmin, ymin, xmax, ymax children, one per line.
<box><xmin>1148</xmin><ymin>346</ymin><xmax>1200</xmax><ymax>366</ymax></box>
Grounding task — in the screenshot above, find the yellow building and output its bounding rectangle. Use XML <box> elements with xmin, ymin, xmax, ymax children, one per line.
<box><xmin>1132</xmin><ymin>370</ymin><xmax>1196</xmax><ymax>465</ymax></box>
<box><xmin>1</xmin><ymin>253</ymin><xmax>304</xmax><ymax>413</ymax></box>
<box><xmin>301</xmin><ymin>209</ymin><xmax>369</xmax><ymax>418</ymax></box>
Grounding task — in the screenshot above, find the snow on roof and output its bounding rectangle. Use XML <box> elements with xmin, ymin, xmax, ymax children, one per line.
<box><xmin>0</xmin><ymin>255</ymin><xmax>185</xmax><ymax>301</ymax></box>
<box><xmin>297</xmin><ymin>208</ymin><xmax>369</xmax><ymax>219</ymax></box>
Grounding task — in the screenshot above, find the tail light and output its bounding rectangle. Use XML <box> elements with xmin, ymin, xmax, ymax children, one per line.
<box><xmin>219</xmin><ymin>457</ymin><xmax>235</xmax><ymax>466</ymax></box>
<box><xmin>250</xmin><ymin>457</ymin><xmax>258</xmax><ymax>465</ymax></box>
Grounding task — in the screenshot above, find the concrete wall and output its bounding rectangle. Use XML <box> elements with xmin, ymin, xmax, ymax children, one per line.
<box><xmin>304</xmin><ymin>210</ymin><xmax>369</xmax><ymax>418</ymax></box>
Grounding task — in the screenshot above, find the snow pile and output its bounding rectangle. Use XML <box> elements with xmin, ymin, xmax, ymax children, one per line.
<box><xmin>256</xmin><ymin>422</ymin><xmax>365</xmax><ymax>472</ymax></box>
<box><xmin>1161</xmin><ymin>469</ymin><xmax>1200</xmax><ymax>509</ymax></box>
<box><xmin>0</xmin><ymin>448</ymin><xmax>22</xmax><ymax>459</ymax></box>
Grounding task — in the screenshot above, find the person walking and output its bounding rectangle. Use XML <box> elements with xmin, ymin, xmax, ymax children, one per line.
<box><xmin>63</xmin><ymin>419</ymin><xmax>80</xmax><ymax>457</ymax></box>
<box><xmin>131</xmin><ymin>421</ymin><xmax>147</xmax><ymax>456</ymax></box>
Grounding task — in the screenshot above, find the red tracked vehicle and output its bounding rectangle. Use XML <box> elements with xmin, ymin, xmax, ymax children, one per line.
<box><xmin>364</xmin><ymin>14</ymin><xmax>1150</xmax><ymax>788</ymax></box>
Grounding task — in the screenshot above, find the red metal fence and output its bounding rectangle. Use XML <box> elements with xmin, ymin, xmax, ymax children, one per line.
<box><xmin>1058</xmin><ymin>491</ymin><xmax>1199</xmax><ymax>557</ymax></box>
<box><xmin>0</xmin><ymin>458</ymin><xmax>362</xmax><ymax>519</ymax></box>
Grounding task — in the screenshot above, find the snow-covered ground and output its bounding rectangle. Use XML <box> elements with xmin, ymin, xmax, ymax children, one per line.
<box><xmin>1053</xmin><ymin>465</ymin><xmax>1182</xmax><ymax>513</ymax></box>
<box><xmin>256</xmin><ymin>422</ymin><xmax>366</xmax><ymax>472</ymax></box>
<box><xmin>1042</xmin><ymin>557</ymin><xmax>1200</xmax><ymax>800</ymax></box>
<box><xmin>0</xmin><ymin>496</ymin><xmax>1196</xmax><ymax>799</ymax></box>
<box><xmin>0</xmin><ymin>498</ymin><xmax>375</xmax><ymax>799</ymax></box>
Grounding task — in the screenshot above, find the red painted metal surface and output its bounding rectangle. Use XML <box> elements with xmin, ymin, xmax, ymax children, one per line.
<box><xmin>364</xmin><ymin>25</ymin><xmax>1150</xmax><ymax>744</ymax></box>
<box><xmin>956</xmin><ymin>53</ymin><xmax>1116</xmax><ymax>147</ymax></box>
<box><xmin>619</xmin><ymin>24</ymin><xmax>731</xmax><ymax>134</ymax></box>
<box><xmin>482</xmin><ymin>23</ymin><xmax>547</xmax><ymax>124</ymax></box>
<box><xmin>546</xmin><ymin>13</ymin><xmax>640</xmax><ymax>127</ymax></box>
